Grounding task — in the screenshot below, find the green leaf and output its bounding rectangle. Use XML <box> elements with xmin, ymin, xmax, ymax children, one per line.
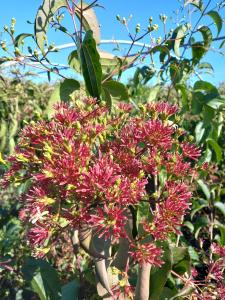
<box><xmin>150</xmin><ymin>241</ymin><xmax>172</xmax><ymax>300</ymax></box>
<box><xmin>185</xmin><ymin>0</ymin><xmax>203</xmax><ymax>11</ymax></box>
<box><xmin>62</xmin><ymin>280</ymin><xmax>79</xmax><ymax>300</ymax></box>
<box><xmin>219</xmin><ymin>40</ymin><xmax>225</xmax><ymax>49</ymax></box>
<box><xmin>207</xmin><ymin>11</ymin><xmax>222</xmax><ymax>36</ymax></box>
<box><xmin>183</xmin><ymin>221</ymin><xmax>194</xmax><ymax>233</ymax></box>
<box><xmin>194</xmin><ymin>216</ymin><xmax>209</xmax><ymax>239</ymax></box>
<box><xmin>22</xmin><ymin>258</ymin><xmax>61</xmax><ymax>300</ymax></box>
<box><xmin>75</xmin><ymin>2</ymin><xmax>101</xmax><ymax>44</ymax></box>
<box><xmin>195</xmin><ymin>121</ymin><xmax>205</xmax><ymax>144</ymax></box>
<box><xmin>193</xmin><ymin>80</ymin><xmax>219</xmax><ymax>98</ymax></box>
<box><xmin>150</xmin><ymin>45</ymin><xmax>170</xmax><ymax>63</ymax></box>
<box><xmin>35</xmin><ymin>0</ymin><xmax>67</xmax><ymax>53</ymax></box>
<box><xmin>188</xmin><ymin>246</ymin><xmax>200</xmax><ymax>262</ymax></box>
<box><xmin>192</xmin><ymin>42</ymin><xmax>207</xmax><ymax>64</ymax></box>
<box><xmin>197</xmin><ymin>179</ymin><xmax>210</xmax><ymax>200</ymax></box>
<box><xmin>198</xmin><ymin>62</ymin><xmax>214</xmax><ymax>73</ymax></box>
<box><xmin>206</xmin><ymin>138</ymin><xmax>222</xmax><ymax>163</ymax></box>
<box><xmin>198</xmin><ymin>26</ymin><xmax>213</xmax><ymax>49</ymax></box>
<box><xmin>80</xmin><ymin>30</ymin><xmax>102</xmax><ymax>100</ymax></box>
<box><xmin>192</xmin><ymin>25</ymin><xmax>212</xmax><ymax>65</ymax></box>
<box><xmin>46</xmin><ymin>79</ymin><xmax>80</xmax><ymax>117</ymax></box>
<box><xmin>148</xmin><ymin>84</ymin><xmax>161</xmax><ymax>102</ymax></box>
<box><xmin>214</xmin><ymin>202</ymin><xmax>225</xmax><ymax>217</ymax></box>
<box><xmin>171</xmin><ymin>247</ymin><xmax>191</xmax><ymax>275</ymax></box>
<box><xmin>175</xmin><ymin>83</ymin><xmax>189</xmax><ymax>111</ymax></box>
<box><xmin>206</xmin><ymin>98</ymin><xmax>225</xmax><ymax>110</ymax></box>
<box><xmin>102</xmin><ymin>80</ymin><xmax>129</xmax><ymax>104</ymax></box>
<box><xmin>68</xmin><ymin>49</ymin><xmax>136</xmax><ymax>77</ymax></box>
<box><xmin>14</xmin><ymin>33</ymin><xmax>33</xmax><ymax>47</ymax></box>
<box><xmin>68</xmin><ymin>50</ymin><xmax>81</xmax><ymax>73</ymax></box>
<box><xmin>102</xmin><ymin>86</ymin><xmax>112</xmax><ymax>111</ymax></box>
<box><xmin>216</xmin><ymin>223</ymin><xmax>225</xmax><ymax>246</ymax></box>
<box><xmin>172</xmin><ymin>25</ymin><xmax>188</xmax><ymax>57</ymax></box>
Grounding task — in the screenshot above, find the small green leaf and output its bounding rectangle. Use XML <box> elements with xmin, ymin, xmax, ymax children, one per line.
<box><xmin>198</xmin><ymin>26</ymin><xmax>213</xmax><ymax>49</ymax></box>
<box><xmin>102</xmin><ymin>80</ymin><xmax>129</xmax><ymax>104</ymax></box>
<box><xmin>80</xmin><ymin>30</ymin><xmax>102</xmax><ymax>100</ymax></box>
<box><xmin>206</xmin><ymin>138</ymin><xmax>222</xmax><ymax>162</ymax></box>
<box><xmin>148</xmin><ymin>84</ymin><xmax>161</xmax><ymax>102</ymax></box>
<box><xmin>35</xmin><ymin>0</ymin><xmax>67</xmax><ymax>53</ymax></box>
<box><xmin>195</xmin><ymin>121</ymin><xmax>205</xmax><ymax>144</ymax></box>
<box><xmin>207</xmin><ymin>11</ymin><xmax>222</xmax><ymax>36</ymax></box>
<box><xmin>68</xmin><ymin>50</ymin><xmax>81</xmax><ymax>73</ymax></box>
<box><xmin>198</xmin><ymin>62</ymin><xmax>214</xmax><ymax>73</ymax></box>
<box><xmin>214</xmin><ymin>202</ymin><xmax>225</xmax><ymax>217</ymax></box>
<box><xmin>206</xmin><ymin>98</ymin><xmax>225</xmax><ymax>110</ymax></box>
<box><xmin>197</xmin><ymin>179</ymin><xmax>210</xmax><ymax>200</ymax></box>
<box><xmin>219</xmin><ymin>40</ymin><xmax>225</xmax><ymax>49</ymax></box>
<box><xmin>150</xmin><ymin>45</ymin><xmax>170</xmax><ymax>63</ymax></box>
<box><xmin>172</xmin><ymin>25</ymin><xmax>188</xmax><ymax>57</ymax></box>
<box><xmin>14</xmin><ymin>33</ymin><xmax>33</xmax><ymax>47</ymax></box>
<box><xmin>171</xmin><ymin>247</ymin><xmax>191</xmax><ymax>275</ymax></box>
<box><xmin>46</xmin><ymin>79</ymin><xmax>80</xmax><ymax>117</ymax></box>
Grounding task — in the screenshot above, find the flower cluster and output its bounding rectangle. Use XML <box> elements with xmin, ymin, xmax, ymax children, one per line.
<box><xmin>3</xmin><ymin>98</ymin><xmax>201</xmax><ymax>268</ymax></box>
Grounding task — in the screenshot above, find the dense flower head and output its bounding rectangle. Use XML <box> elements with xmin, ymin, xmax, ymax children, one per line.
<box><xmin>2</xmin><ymin>98</ymin><xmax>202</xmax><ymax>270</ymax></box>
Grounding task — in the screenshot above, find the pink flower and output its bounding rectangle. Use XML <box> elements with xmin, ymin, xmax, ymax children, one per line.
<box><xmin>211</xmin><ymin>243</ymin><xmax>225</xmax><ymax>257</ymax></box>
<box><xmin>147</xmin><ymin>102</ymin><xmax>179</xmax><ymax>117</ymax></box>
<box><xmin>27</xmin><ymin>225</ymin><xmax>49</xmax><ymax>246</ymax></box>
<box><xmin>89</xmin><ymin>205</ymin><xmax>126</xmax><ymax>239</ymax></box>
<box><xmin>181</xmin><ymin>142</ymin><xmax>201</xmax><ymax>161</ymax></box>
<box><xmin>129</xmin><ymin>243</ymin><xmax>163</xmax><ymax>267</ymax></box>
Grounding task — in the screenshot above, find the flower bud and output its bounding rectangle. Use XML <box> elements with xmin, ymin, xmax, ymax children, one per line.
<box><xmin>11</xmin><ymin>18</ymin><xmax>16</xmax><ymax>25</ymax></box>
<box><xmin>4</xmin><ymin>25</ymin><xmax>8</xmax><ymax>32</ymax></box>
<box><xmin>116</xmin><ymin>15</ymin><xmax>121</xmax><ymax>21</ymax></box>
<box><xmin>14</xmin><ymin>47</ymin><xmax>21</xmax><ymax>56</ymax></box>
<box><xmin>136</xmin><ymin>23</ymin><xmax>141</xmax><ymax>33</ymax></box>
<box><xmin>0</xmin><ymin>41</ymin><xmax>7</xmax><ymax>51</ymax></box>
<box><xmin>10</xmin><ymin>26</ymin><xmax>15</xmax><ymax>34</ymax></box>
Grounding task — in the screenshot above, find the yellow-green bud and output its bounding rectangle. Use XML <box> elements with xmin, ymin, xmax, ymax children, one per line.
<box><xmin>14</xmin><ymin>47</ymin><xmax>21</xmax><ymax>56</ymax></box>
<box><xmin>11</xmin><ymin>18</ymin><xmax>16</xmax><ymax>25</ymax></box>
<box><xmin>136</xmin><ymin>23</ymin><xmax>141</xmax><ymax>33</ymax></box>
<box><xmin>10</xmin><ymin>26</ymin><xmax>15</xmax><ymax>34</ymax></box>
<box><xmin>33</xmin><ymin>50</ymin><xmax>39</xmax><ymax>58</ymax></box>
<box><xmin>4</xmin><ymin>25</ymin><xmax>8</xmax><ymax>32</ymax></box>
<box><xmin>0</xmin><ymin>41</ymin><xmax>7</xmax><ymax>51</ymax></box>
<box><xmin>116</xmin><ymin>15</ymin><xmax>121</xmax><ymax>21</ymax></box>
<box><xmin>122</xmin><ymin>17</ymin><xmax>126</xmax><ymax>25</ymax></box>
<box><xmin>152</xmin><ymin>24</ymin><xmax>159</xmax><ymax>31</ymax></box>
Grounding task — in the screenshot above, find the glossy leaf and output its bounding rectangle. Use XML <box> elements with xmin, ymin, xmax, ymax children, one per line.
<box><xmin>214</xmin><ymin>202</ymin><xmax>225</xmax><ymax>217</ymax></box>
<box><xmin>150</xmin><ymin>241</ymin><xmax>172</xmax><ymax>300</ymax></box>
<box><xmin>102</xmin><ymin>80</ymin><xmax>129</xmax><ymax>104</ymax></box>
<box><xmin>80</xmin><ymin>30</ymin><xmax>102</xmax><ymax>99</ymax></box>
<box><xmin>14</xmin><ymin>33</ymin><xmax>33</xmax><ymax>47</ymax></box>
<box><xmin>207</xmin><ymin>11</ymin><xmax>222</xmax><ymax>36</ymax></box>
<box><xmin>46</xmin><ymin>79</ymin><xmax>80</xmax><ymax>117</ymax></box>
<box><xmin>68</xmin><ymin>50</ymin><xmax>81</xmax><ymax>73</ymax></box>
<box><xmin>172</xmin><ymin>25</ymin><xmax>188</xmax><ymax>57</ymax></box>
<box><xmin>206</xmin><ymin>138</ymin><xmax>222</xmax><ymax>163</ymax></box>
<box><xmin>197</xmin><ymin>179</ymin><xmax>210</xmax><ymax>200</ymax></box>
<box><xmin>22</xmin><ymin>258</ymin><xmax>61</xmax><ymax>300</ymax></box>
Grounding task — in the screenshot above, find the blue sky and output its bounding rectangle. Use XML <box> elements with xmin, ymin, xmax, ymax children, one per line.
<box><xmin>0</xmin><ymin>0</ymin><xmax>224</xmax><ymax>85</ymax></box>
